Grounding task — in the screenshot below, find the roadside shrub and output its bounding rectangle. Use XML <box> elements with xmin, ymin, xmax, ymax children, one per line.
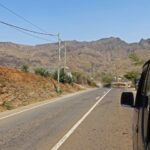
<box><xmin>53</xmin><ymin>68</ymin><xmax>73</xmax><ymax>84</ymax></box>
<box><xmin>21</xmin><ymin>64</ymin><xmax>29</xmax><ymax>72</ymax></box>
<box><xmin>87</xmin><ymin>78</ymin><xmax>97</xmax><ymax>87</ymax></box>
<box><xmin>56</xmin><ymin>87</ymin><xmax>63</xmax><ymax>95</ymax></box>
<box><xmin>34</xmin><ymin>68</ymin><xmax>49</xmax><ymax>77</ymax></box>
<box><xmin>124</xmin><ymin>71</ymin><xmax>140</xmax><ymax>82</ymax></box>
<box><xmin>53</xmin><ymin>69</ymin><xmax>58</xmax><ymax>80</ymax></box>
<box><xmin>3</xmin><ymin>101</ymin><xmax>13</xmax><ymax>110</ymax></box>
<box><xmin>72</xmin><ymin>71</ymin><xmax>87</xmax><ymax>84</ymax></box>
<box><xmin>63</xmin><ymin>74</ymin><xmax>73</xmax><ymax>84</ymax></box>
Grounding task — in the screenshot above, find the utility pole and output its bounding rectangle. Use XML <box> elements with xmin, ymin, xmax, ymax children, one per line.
<box><xmin>57</xmin><ymin>33</ymin><xmax>61</xmax><ymax>91</ymax></box>
<box><xmin>64</xmin><ymin>42</ymin><xmax>67</xmax><ymax>70</ymax></box>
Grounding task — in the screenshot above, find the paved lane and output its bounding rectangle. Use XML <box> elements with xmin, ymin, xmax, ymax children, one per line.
<box><xmin>0</xmin><ymin>88</ymin><xmax>109</xmax><ymax>150</ymax></box>
<box><xmin>59</xmin><ymin>88</ymin><xmax>133</xmax><ymax>150</ymax></box>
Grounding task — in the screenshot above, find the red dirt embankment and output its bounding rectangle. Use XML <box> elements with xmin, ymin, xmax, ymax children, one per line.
<box><xmin>0</xmin><ymin>67</ymin><xmax>81</xmax><ymax>112</ymax></box>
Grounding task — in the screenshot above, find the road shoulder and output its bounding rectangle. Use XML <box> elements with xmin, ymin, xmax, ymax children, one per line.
<box><xmin>0</xmin><ymin>88</ymin><xmax>97</xmax><ymax>120</ymax></box>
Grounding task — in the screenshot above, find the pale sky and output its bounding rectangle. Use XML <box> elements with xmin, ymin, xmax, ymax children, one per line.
<box><xmin>0</xmin><ymin>0</ymin><xmax>150</xmax><ymax>45</ymax></box>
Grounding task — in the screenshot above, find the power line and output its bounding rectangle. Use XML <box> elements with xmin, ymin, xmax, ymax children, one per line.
<box><xmin>0</xmin><ymin>20</ymin><xmax>57</xmax><ymax>36</ymax></box>
<box><xmin>13</xmin><ymin>27</ymin><xmax>51</xmax><ymax>42</ymax></box>
<box><xmin>0</xmin><ymin>2</ymin><xmax>63</xmax><ymax>85</ymax></box>
<box><xmin>0</xmin><ymin>2</ymin><xmax>48</xmax><ymax>33</ymax></box>
<box><xmin>0</xmin><ymin>20</ymin><xmax>50</xmax><ymax>41</ymax></box>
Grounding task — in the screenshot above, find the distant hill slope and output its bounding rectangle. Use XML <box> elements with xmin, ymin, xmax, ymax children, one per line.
<box><xmin>0</xmin><ymin>37</ymin><xmax>150</xmax><ymax>78</ymax></box>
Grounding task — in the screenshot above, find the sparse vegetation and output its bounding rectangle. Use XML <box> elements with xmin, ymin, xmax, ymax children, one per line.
<box><xmin>129</xmin><ymin>53</ymin><xmax>145</xmax><ymax>66</ymax></box>
<box><xmin>72</xmin><ymin>71</ymin><xmax>86</xmax><ymax>84</ymax></box>
<box><xmin>34</xmin><ymin>68</ymin><xmax>49</xmax><ymax>77</ymax></box>
<box><xmin>3</xmin><ymin>101</ymin><xmax>13</xmax><ymax>110</ymax></box>
<box><xmin>124</xmin><ymin>71</ymin><xmax>140</xmax><ymax>82</ymax></box>
<box><xmin>21</xmin><ymin>64</ymin><xmax>29</xmax><ymax>72</ymax></box>
<box><xmin>0</xmin><ymin>67</ymin><xmax>82</xmax><ymax>112</ymax></box>
<box><xmin>53</xmin><ymin>68</ymin><xmax>73</xmax><ymax>84</ymax></box>
<box><xmin>56</xmin><ymin>87</ymin><xmax>63</xmax><ymax>95</ymax></box>
<box><xmin>1</xmin><ymin>38</ymin><xmax>150</xmax><ymax>79</ymax></box>
<box><xmin>87</xmin><ymin>78</ymin><xmax>97</xmax><ymax>87</ymax></box>
<box><xmin>101</xmin><ymin>74</ymin><xmax>113</xmax><ymax>87</ymax></box>
<box><xmin>72</xmin><ymin>71</ymin><xmax>97</xmax><ymax>87</ymax></box>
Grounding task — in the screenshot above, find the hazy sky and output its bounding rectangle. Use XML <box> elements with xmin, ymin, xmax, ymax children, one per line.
<box><xmin>0</xmin><ymin>0</ymin><xmax>150</xmax><ymax>45</ymax></box>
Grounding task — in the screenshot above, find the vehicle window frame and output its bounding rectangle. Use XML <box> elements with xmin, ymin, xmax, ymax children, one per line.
<box><xmin>144</xmin><ymin>63</ymin><xmax>150</xmax><ymax>146</ymax></box>
<box><xmin>135</xmin><ymin>64</ymin><xmax>149</xmax><ymax>107</ymax></box>
<box><xmin>145</xmin><ymin>66</ymin><xmax>150</xmax><ymax>97</ymax></box>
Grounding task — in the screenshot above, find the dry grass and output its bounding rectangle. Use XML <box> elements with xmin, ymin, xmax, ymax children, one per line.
<box><xmin>0</xmin><ymin>67</ymin><xmax>82</xmax><ymax>112</ymax></box>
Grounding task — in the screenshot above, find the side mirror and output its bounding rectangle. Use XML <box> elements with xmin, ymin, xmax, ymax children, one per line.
<box><xmin>121</xmin><ymin>92</ymin><xmax>134</xmax><ymax>108</ymax></box>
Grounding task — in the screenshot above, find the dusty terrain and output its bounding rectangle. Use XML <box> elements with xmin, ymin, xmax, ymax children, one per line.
<box><xmin>0</xmin><ymin>37</ymin><xmax>150</xmax><ymax>78</ymax></box>
<box><xmin>0</xmin><ymin>67</ymin><xmax>81</xmax><ymax>112</ymax></box>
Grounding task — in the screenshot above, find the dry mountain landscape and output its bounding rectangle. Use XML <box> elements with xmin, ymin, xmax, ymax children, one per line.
<box><xmin>0</xmin><ymin>37</ymin><xmax>149</xmax><ymax>78</ymax></box>
<box><xmin>0</xmin><ymin>37</ymin><xmax>150</xmax><ymax>111</ymax></box>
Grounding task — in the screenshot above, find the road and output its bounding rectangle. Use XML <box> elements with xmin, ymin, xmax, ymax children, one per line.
<box><xmin>0</xmin><ymin>88</ymin><xmax>133</xmax><ymax>150</ymax></box>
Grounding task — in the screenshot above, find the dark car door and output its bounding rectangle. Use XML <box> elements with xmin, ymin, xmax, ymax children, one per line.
<box><xmin>144</xmin><ymin>64</ymin><xmax>150</xmax><ymax>150</ymax></box>
<box><xmin>137</xmin><ymin>62</ymin><xmax>150</xmax><ymax>150</ymax></box>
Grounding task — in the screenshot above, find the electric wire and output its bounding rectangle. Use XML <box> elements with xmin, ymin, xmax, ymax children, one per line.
<box><xmin>0</xmin><ymin>2</ymin><xmax>60</xmax><ymax>42</ymax></box>
<box><xmin>0</xmin><ymin>2</ymin><xmax>51</xmax><ymax>34</ymax></box>
<box><xmin>0</xmin><ymin>20</ymin><xmax>57</xmax><ymax>36</ymax></box>
<box><xmin>13</xmin><ymin>27</ymin><xmax>51</xmax><ymax>42</ymax></box>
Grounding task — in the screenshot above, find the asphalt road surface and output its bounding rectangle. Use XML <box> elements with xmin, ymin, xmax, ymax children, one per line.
<box><xmin>0</xmin><ymin>88</ymin><xmax>133</xmax><ymax>150</ymax></box>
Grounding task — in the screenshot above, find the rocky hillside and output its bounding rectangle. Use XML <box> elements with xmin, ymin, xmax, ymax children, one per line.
<box><xmin>0</xmin><ymin>67</ymin><xmax>81</xmax><ymax>112</ymax></box>
<box><xmin>0</xmin><ymin>37</ymin><xmax>150</xmax><ymax>78</ymax></box>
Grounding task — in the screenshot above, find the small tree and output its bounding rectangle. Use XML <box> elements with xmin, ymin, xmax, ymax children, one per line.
<box><xmin>124</xmin><ymin>71</ymin><xmax>139</xmax><ymax>81</ymax></box>
<box><xmin>21</xmin><ymin>64</ymin><xmax>29</xmax><ymax>72</ymax></box>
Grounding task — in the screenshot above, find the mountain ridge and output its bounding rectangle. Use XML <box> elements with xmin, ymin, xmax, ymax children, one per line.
<box><xmin>0</xmin><ymin>37</ymin><xmax>149</xmax><ymax>79</ymax></box>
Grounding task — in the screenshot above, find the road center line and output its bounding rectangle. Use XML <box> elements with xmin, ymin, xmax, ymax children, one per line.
<box><xmin>0</xmin><ymin>101</ymin><xmax>55</xmax><ymax>120</ymax></box>
<box><xmin>51</xmin><ymin>88</ymin><xmax>112</xmax><ymax>150</ymax></box>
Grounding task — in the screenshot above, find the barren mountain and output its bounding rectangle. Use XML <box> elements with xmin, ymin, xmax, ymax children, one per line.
<box><xmin>0</xmin><ymin>37</ymin><xmax>150</xmax><ymax>78</ymax></box>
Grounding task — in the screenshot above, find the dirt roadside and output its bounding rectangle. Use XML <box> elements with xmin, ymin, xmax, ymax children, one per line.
<box><xmin>0</xmin><ymin>67</ymin><xmax>83</xmax><ymax>112</ymax></box>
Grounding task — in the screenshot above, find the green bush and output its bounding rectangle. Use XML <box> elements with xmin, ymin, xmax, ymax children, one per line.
<box><xmin>124</xmin><ymin>71</ymin><xmax>139</xmax><ymax>81</ymax></box>
<box><xmin>21</xmin><ymin>64</ymin><xmax>29</xmax><ymax>72</ymax></box>
<box><xmin>53</xmin><ymin>69</ymin><xmax>58</xmax><ymax>80</ymax></box>
<box><xmin>3</xmin><ymin>101</ymin><xmax>13</xmax><ymax>110</ymax></box>
<box><xmin>34</xmin><ymin>68</ymin><xmax>49</xmax><ymax>77</ymax></box>
<box><xmin>53</xmin><ymin>68</ymin><xmax>73</xmax><ymax>84</ymax></box>
<box><xmin>63</xmin><ymin>74</ymin><xmax>73</xmax><ymax>84</ymax></box>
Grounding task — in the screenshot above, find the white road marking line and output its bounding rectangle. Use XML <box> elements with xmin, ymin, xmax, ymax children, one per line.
<box><xmin>51</xmin><ymin>88</ymin><xmax>112</xmax><ymax>150</ymax></box>
<box><xmin>0</xmin><ymin>89</ymin><xmax>97</xmax><ymax>120</ymax></box>
<box><xmin>0</xmin><ymin>100</ymin><xmax>55</xmax><ymax>120</ymax></box>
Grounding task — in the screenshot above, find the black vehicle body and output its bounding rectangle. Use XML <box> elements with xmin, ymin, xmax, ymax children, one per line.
<box><xmin>121</xmin><ymin>59</ymin><xmax>150</xmax><ymax>150</ymax></box>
